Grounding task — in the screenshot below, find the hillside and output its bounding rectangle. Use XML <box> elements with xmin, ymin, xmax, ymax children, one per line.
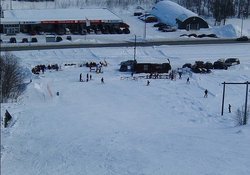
<box><xmin>1</xmin><ymin>43</ymin><xmax>250</xmax><ymax>175</ymax></box>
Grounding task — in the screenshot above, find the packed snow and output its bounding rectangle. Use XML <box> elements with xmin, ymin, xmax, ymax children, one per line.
<box><xmin>1</xmin><ymin>1</ymin><xmax>250</xmax><ymax>175</ymax></box>
<box><xmin>1</xmin><ymin>43</ymin><xmax>250</xmax><ymax>175</ymax></box>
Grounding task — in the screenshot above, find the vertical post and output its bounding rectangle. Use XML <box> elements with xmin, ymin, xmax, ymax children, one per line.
<box><xmin>243</xmin><ymin>81</ymin><xmax>249</xmax><ymax>125</ymax></box>
<box><xmin>10</xmin><ymin>0</ymin><xmax>12</xmax><ymax>10</ymax></box>
<box><xmin>240</xmin><ymin>11</ymin><xmax>244</xmax><ymax>37</ymax></box>
<box><xmin>221</xmin><ymin>82</ymin><xmax>226</xmax><ymax>116</ymax></box>
<box><xmin>144</xmin><ymin>14</ymin><xmax>146</xmax><ymax>40</ymax></box>
<box><xmin>134</xmin><ymin>35</ymin><xmax>136</xmax><ymax>61</ymax></box>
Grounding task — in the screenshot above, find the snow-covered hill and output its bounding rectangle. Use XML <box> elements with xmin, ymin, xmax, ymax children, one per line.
<box><xmin>1</xmin><ymin>43</ymin><xmax>250</xmax><ymax>175</ymax></box>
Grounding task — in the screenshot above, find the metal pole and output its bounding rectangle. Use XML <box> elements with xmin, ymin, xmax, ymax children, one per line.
<box><xmin>221</xmin><ymin>82</ymin><xmax>226</xmax><ymax>116</ymax></box>
<box><xmin>240</xmin><ymin>11</ymin><xmax>244</xmax><ymax>37</ymax></box>
<box><xmin>144</xmin><ymin>14</ymin><xmax>146</xmax><ymax>40</ymax></box>
<box><xmin>243</xmin><ymin>81</ymin><xmax>249</xmax><ymax>125</ymax></box>
<box><xmin>134</xmin><ymin>35</ymin><xmax>136</xmax><ymax>61</ymax></box>
<box><xmin>10</xmin><ymin>0</ymin><xmax>12</xmax><ymax>10</ymax></box>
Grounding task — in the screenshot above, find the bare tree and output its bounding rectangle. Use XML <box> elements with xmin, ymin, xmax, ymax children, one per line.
<box><xmin>0</xmin><ymin>53</ymin><xmax>25</xmax><ymax>103</ymax></box>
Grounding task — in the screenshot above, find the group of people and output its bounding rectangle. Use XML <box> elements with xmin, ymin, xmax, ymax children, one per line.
<box><xmin>79</xmin><ymin>73</ymin><xmax>105</xmax><ymax>84</ymax></box>
<box><xmin>80</xmin><ymin>73</ymin><xmax>92</xmax><ymax>82</ymax></box>
<box><xmin>32</xmin><ymin>64</ymin><xmax>59</xmax><ymax>74</ymax></box>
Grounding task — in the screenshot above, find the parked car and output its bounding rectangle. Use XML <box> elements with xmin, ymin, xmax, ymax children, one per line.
<box><xmin>191</xmin><ymin>67</ymin><xmax>211</xmax><ymax>73</ymax></box>
<box><xmin>144</xmin><ymin>15</ymin><xmax>158</xmax><ymax>23</ymax></box>
<box><xmin>115</xmin><ymin>28</ymin><xmax>123</xmax><ymax>34</ymax></box>
<box><xmin>225</xmin><ymin>58</ymin><xmax>240</xmax><ymax>67</ymax></box>
<box><xmin>123</xmin><ymin>28</ymin><xmax>130</xmax><ymax>34</ymax></box>
<box><xmin>154</xmin><ymin>23</ymin><xmax>167</xmax><ymax>28</ymax></box>
<box><xmin>31</xmin><ymin>37</ymin><xmax>38</xmax><ymax>43</ymax></box>
<box><xmin>207</xmin><ymin>34</ymin><xmax>217</xmax><ymax>38</ymax></box>
<box><xmin>213</xmin><ymin>60</ymin><xmax>227</xmax><ymax>69</ymax></box>
<box><xmin>56</xmin><ymin>36</ymin><xmax>63</xmax><ymax>42</ymax></box>
<box><xmin>161</xmin><ymin>26</ymin><xmax>176</xmax><ymax>32</ymax></box>
<box><xmin>182</xmin><ymin>63</ymin><xmax>192</xmax><ymax>69</ymax></box>
<box><xmin>95</xmin><ymin>29</ymin><xmax>102</xmax><ymax>34</ymax></box>
<box><xmin>9</xmin><ymin>37</ymin><xmax>17</xmax><ymax>43</ymax></box>
<box><xmin>80</xmin><ymin>29</ymin><xmax>87</xmax><ymax>35</ymax></box>
<box><xmin>204</xmin><ymin>61</ymin><xmax>214</xmax><ymax>69</ymax></box>
<box><xmin>134</xmin><ymin>6</ymin><xmax>144</xmax><ymax>16</ymax></box>
<box><xmin>66</xmin><ymin>36</ymin><xmax>72</xmax><ymax>41</ymax></box>
<box><xmin>236</xmin><ymin>36</ymin><xmax>248</xmax><ymax>41</ymax></box>
<box><xmin>21</xmin><ymin>38</ymin><xmax>28</xmax><ymax>43</ymax></box>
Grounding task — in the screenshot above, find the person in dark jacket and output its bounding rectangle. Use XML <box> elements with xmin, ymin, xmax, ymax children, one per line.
<box><xmin>228</xmin><ymin>104</ymin><xmax>231</xmax><ymax>113</ymax></box>
<box><xmin>204</xmin><ymin>89</ymin><xmax>208</xmax><ymax>98</ymax></box>
<box><xmin>147</xmin><ymin>80</ymin><xmax>150</xmax><ymax>86</ymax></box>
<box><xmin>101</xmin><ymin>77</ymin><xmax>104</xmax><ymax>83</ymax></box>
<box><xmin>80</xmin><ymin>73</ymin><xmax>83</xmax><ymax>82</ymax></box>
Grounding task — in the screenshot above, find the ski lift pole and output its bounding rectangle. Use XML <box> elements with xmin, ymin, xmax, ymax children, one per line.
<box><xmin>134</xmin><ymin>35</ymin><xmax>136</xmax><ymax>61</ymax></box>
<box><xmin>221</xmin><ymin>82</ymin><xmax>226</xmax><ymax>116</ymax></box>
<box><xmin>243</xmin><ymin>81</ymin><xmax>249</xmax><ymax>125</ymax></box>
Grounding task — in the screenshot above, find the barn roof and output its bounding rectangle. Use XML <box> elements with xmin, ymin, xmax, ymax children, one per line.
<box><xmin>0</xmin><ymin>8</ymin><xmax>122</xmax><ymax>24</ymax></box>
<box><xmin>151</xmin><ymin>0</ymin><xmax>200</xmax><ymax>27</ymax></box>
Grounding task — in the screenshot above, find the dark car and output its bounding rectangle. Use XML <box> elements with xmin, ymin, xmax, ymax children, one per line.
<box><xmin>225</xmin><ymin>58</ymin><xmax>240</xmax><ymax>67</ymax></box>
<box><xmin>66</xmin><ymin>36</ymin><xmax>72</xmax><ymax>41</ymax></box>
<box><xmin>115</xmin><ymin>28</ymin><xmax>123</xmax><ymax>34</ymax></box>
<box><xmin>207</xmin><ymin>34</ymin><xmax>217</xmax><ymax>38</ymax></box>
<box><xmin>213</xmin><ymin>61</ymin><xmax>227</xmax><ymax>69</ymax></box>
<box><xmin>236</xmin><ymin>36</ymin><xmax>248</xmax><ymax>41</ymax></box>
<box><xmin>21</xmin><ymin>38</ymin><xmax>28</xmax><ymax>43</ymax></box>
<box><xmin>204</xmin><ymin>61</ymin><xmax>214</xmax><ymax>69</ymax></box>
<box><xmin>123</xmin><ymin>28</ymin><xmax>130</xmax><ymax>34</ymax></box>
<box><xmin>31</xmin><ymin>37</ymin><xmax>38</xmax><ymax>43</ymax></box>
<box><xmin>134</xmin><ymin>12</ymin><xmax>143</xmax><ymax>16</ymax></box>
<box><xmin>9</xmin><ymin>37</ymin><xmax>17</xmax><ymax>43</ymax></box>
<box><xmin>182</xmin><ymin>63</ymin><xmax>192</xmax><ymax>69</ymax></box>
<box><xmin>154</xmin><ymin>23</ymin><xmax>167</xmax><ymax>28</ymax></box>
<box><xmin>56</xmin><ymin>36</ymin><xmax>63</xmax><ymax>42</ymax></box>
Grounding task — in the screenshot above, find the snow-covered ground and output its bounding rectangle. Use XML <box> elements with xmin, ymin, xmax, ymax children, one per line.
<box><xmin>1</xmin><ymin>1</ymin><xmax>250</xmax><ymax>174</ymax></box>
<box><xmin>1</xmin><ymin>1</ymin><xmax>250</xmax><ymax>44</ymax></box>
<box><xmin>1</xmin><ymin>43</ymin><xmax>250</xmax><ymax>175</ymax></box>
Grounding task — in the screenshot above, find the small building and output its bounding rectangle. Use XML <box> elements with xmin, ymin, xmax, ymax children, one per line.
<box><xmin>119</xmin><ymin>60</ymin><xmax>171</xmax><ymax>74</ymax></box>
<box><xmin>134</xmin><ymin>63</ymin><xmax>171</xmax><ymax>73</ymax></box>
<box><xmin>0</xmin><ymin>8</ymin><xmax>125</xmax><ymax>35</ymax></box>
<box><xmin>151</xmin><ymin>0</ymin><xmax>209</xmax><ymax>30</ymax></box>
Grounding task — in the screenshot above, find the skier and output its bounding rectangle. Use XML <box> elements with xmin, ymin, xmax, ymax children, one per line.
<box><xmin>228</xmin><ymin>104</ymin><xmax>231</xmax><ymax>113</ymax></box>
<box><xmin>80</xmin><ymin>73</ymin><xmax>83</xmax><ymax>82</ymax></box>
<box><xmin>204</xmin><ymin>89</ymin><xmax>208</xmax><ymax>98</ymax></box>
<box><xmin>186</xmin><ymin>77</ymin><xmax>190</xmax><ymax>84</ymax></box>
<box><xmin>147</xmin><ymin>80</ymin><xmax>150</xmax><ymax>86</ymax></box>
<box><xmin>101</xmin><ymin>77</ymin><xmax>104</xmax><ymax>83</ymax></box>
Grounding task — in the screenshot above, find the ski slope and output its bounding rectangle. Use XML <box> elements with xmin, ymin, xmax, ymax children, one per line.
<box><xmin>1</xmin><ymin>43</ymin><xmax>250</xmax><ymax>175</ymax></box>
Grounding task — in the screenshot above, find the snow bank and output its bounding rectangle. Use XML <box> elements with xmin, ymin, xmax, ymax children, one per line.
<box><xmin>212</xmin><ymin>24</ymin><xmax>237</xmax><ymax>38</ymax></box>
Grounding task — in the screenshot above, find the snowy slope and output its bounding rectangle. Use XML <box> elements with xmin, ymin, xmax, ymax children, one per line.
<box><xmin>1</xmin><ymin>43</ymin><xmax>250</xmax><ymax>175</ymax></box>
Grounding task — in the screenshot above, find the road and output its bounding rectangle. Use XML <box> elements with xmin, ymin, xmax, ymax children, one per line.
<box><xmin>1</xmin><ymin>38</ymin><xmax>250</xmax><ymax>51</ymax></box>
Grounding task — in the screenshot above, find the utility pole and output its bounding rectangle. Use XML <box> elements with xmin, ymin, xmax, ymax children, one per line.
<box><xmin>243</xmin><ymin>81</ymin><xmax>249</xmax><ymax>125</ymax></box>
<box><xmin>134</xmin><ymin>35</ymin><xmax>136</xmax><ymax>61</ymax></box>
<box><xmin>240</xmin><ymin>10</ymin><xmax>244</xmax><ymax>37</ymax></box>
<box><xmin>143</xmin><ymin>14</ymin><xmax>146</xmax><ymax>40</ymax></box>
<box><xmin>10</xmin><ymin>0</ymin><xmax>13</xmax><ymax>10</ymax></box>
